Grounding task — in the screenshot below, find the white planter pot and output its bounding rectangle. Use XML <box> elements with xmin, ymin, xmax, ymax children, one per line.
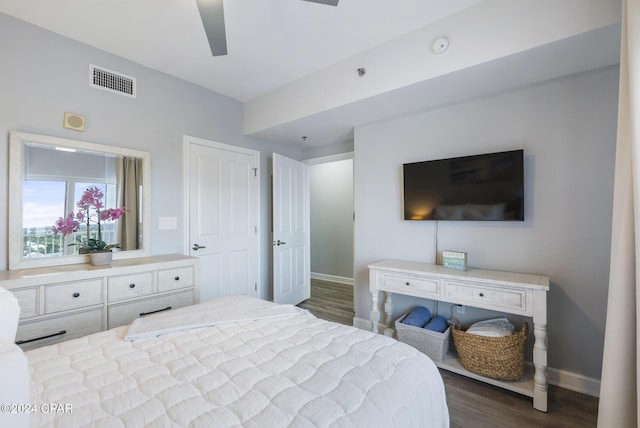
<box><xmin>89</xmin><ymin>251</ymin><xmax>113</xmax><ymax>266</ymax></box>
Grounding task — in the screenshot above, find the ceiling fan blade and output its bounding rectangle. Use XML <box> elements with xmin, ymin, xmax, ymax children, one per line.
<box><xmin>196</xmin><ymin>0</ymin><xmax>228</xmax><ymax>56</ymax></box>
<box><xmin>301</xmin><ymin>0</ymin><xmax>339</xmax><ymax>6</ymax></box>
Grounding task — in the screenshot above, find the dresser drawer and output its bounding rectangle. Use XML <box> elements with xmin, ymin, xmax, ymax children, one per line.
<box><xmin>382</xmin><ymin>274</ymin><xmax>440</xmax><ymax>298</ymax></box>
<box><xmin>12</xmin><ymin>287</ymin><xmax>39</xmax><ymax>319</ymax></box>
<box><xmin>107</xmin><ymin>290</ymin><xmax>194</xmax><ymax>329</ymax></box>
<box><xmin>108</xmin><ymin>272</ymin><xmax>154</xmax><ymax>302</ymax></box>
<box><xmin>45</xmin><ymin>279</ymin><xmax>103</xmax><ymax>314</ymax></box>
<box><xmin>157</xmin><ymin>267</ymin><xmax>194</xmax><ymax>292</ymax></box>
<box><xmin>16</xmin><ymin>308</ymin><xmax>103</xmax><ymax>351</ymax></box>
<box><xmin>443</xmin><ymin>280</ymin><xmax>528</xmax><ymax>313</ymax></box>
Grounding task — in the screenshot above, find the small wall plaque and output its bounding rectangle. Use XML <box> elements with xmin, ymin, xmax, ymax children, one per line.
<box><xmin>63</xmin><ymin>112</ymin><xmax>85</xmax><ymax>132</ymax></box>
<box><xmin>442</xmin><ymin>250</ymin><xmax>467</xmax><ymax>271</ymax></box>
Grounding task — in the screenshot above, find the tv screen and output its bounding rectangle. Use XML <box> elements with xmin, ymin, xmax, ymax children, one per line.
<box><xmin>403</xmin><ymin>149</ymin><xmax>524</xmax><ymax>221</ymax></box>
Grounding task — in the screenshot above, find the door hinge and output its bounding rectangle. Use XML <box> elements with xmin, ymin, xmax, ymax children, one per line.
<box><xmin>254</xmin><ymin>225</ymin><xmax>257</xmax><ymax>234</ymax></box>
<box><xmin>254</xmin><ymin>283</ymin><xmax>257</xmax><ymax>291</ymax></box>
<box><xmin>253</xmin><ymin>168</ymin><xmax>258</xmax><ymax>177</ymax></box>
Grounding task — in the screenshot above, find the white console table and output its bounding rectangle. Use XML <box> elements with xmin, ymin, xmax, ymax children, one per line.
<box><xmin>368</xmin><ymin>259</ymin><xmax>550</xmax><ymax>412</ymax></box>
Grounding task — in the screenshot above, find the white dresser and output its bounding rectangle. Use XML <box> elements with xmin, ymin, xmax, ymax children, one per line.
<box><xmin>0</xmin><ymin>254</ymin><xmax>199</xmax><ymax>351</ymax></box>
<box><xmin>368</xmin><ymin>259</ymin><xmax>549</xmax><ymax>412</ymax></box>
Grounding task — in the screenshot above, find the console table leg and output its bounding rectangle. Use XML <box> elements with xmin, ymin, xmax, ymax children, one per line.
<box><xmin>384</xmin><ymin>293</ymin><xmax>393</xmax><ymax>328</ymax></box>
<box><xmin>370</xmin><ymin>291</ymin><xmax>380</xmax><ymax>333</ymax></box>
<box><xmin>382</xmin><ymin>293</ymin><xmax>395</xmax><ymax>336</ymax></box>
<box><xmin>533</xmin><ymin>321</ymin><xmax>548</xmax><ymax>412</ymax></box>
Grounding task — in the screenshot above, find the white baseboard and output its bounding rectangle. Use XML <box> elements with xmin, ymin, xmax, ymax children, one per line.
<box><xmin>548</xmin><ymin>367</ymin><xmax>600</xmax><ymax>397</ymax></box>
<box><xmin>352</xmin><ymin>316</ymin><xmax>601</xmax><ymax>397</ymax></box>
<box><xmin>353</xmin><ymin>316</ymin><xmax>372</xmax><ymax>331</ymax></box>
<box><xmin>311</xmin><ymin>272</ymin><xmax>354</xmax><ymax>285</ymax></box>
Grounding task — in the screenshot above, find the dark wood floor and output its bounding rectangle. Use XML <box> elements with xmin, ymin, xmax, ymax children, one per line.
<box><xmin>443</xmin><ymin>370</ymin><xmax>598</xmax><ymax>428</ymax></box>
<box><xmin>298</xmin><ymin>279</ymin><xmax>599</xmax><ymax>427</ymax></box>
<box><xmin>297</xmin><ymin>278</ymin><xmax>355</xmax><ymax>325</ymax></box>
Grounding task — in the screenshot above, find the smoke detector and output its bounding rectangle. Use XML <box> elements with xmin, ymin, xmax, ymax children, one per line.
<box><xmin>431</xmin><ymin>37</ymin><xmax>449</xmax><ymax>55</ymax></box>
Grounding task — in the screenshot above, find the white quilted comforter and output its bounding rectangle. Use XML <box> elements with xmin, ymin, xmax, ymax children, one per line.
<box><xmin>26</xmin><ymin>299</ymin><xmax>449</xmax><ymax>427</ymax></box>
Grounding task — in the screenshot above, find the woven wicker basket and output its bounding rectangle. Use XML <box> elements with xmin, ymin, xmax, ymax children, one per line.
<box><xmin>451</xmin><ymin>318</ymin><xmax>528</xmax><ymax>380</ymax></box>
<box><xmin>395</xmin><ymin>313</ymin><xmax>451</xmax><ymax>362</ymax></box>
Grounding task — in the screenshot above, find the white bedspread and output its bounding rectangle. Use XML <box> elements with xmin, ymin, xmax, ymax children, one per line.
<box><xmin>27</xmin><ymin>298</ymin><xmax>449</xmax><ymax>427</ymax></box>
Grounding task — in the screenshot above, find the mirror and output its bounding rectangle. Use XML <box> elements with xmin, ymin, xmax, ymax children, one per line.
<box><xmin>9</xmin><ymin>131</ymin><xmax>151</xmax><ymax>270</ymax></box>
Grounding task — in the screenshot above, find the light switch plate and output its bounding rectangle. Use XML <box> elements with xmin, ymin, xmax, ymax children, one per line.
<box><xmin>158</xmin><ymin>217</ymin><xmax>177</xmax><ymax>230</ymax></box>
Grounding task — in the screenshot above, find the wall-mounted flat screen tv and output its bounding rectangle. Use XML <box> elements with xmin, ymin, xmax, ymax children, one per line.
<box><xmin>403</xmin><ymin>149</ymin><xmax>524</xmax><ymax>221</ymax></box>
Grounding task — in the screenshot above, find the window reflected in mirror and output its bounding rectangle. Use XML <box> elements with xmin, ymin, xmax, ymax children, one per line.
<box><xmin>22</xmin><ymin>145</ymin><xmax>121</xmax><ymax>259</ymax></box>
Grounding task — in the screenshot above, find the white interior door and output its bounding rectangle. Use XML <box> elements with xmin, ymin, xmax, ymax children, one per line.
<box><xmin>185</xmin><ymin>136</ymin><xmax>260</xmax><ymax>302</ymax></box>
<box><xmin>272</xmin><ymin>153</ymin><xmax>310</xmax><ymax>305</ymax></box>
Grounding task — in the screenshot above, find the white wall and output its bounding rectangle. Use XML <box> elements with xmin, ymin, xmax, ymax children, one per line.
<box><xmin>309</xmin><ymin>158</ymin><xmax>353</xmax><ymax>280</ymax></box>
<box><xmin>354</xmin><ymin>66</ymin><xmax>618</xmax><ymax>383</ymax></box>
<box><xmin>0</xmin><ymin>14</ymin><xmax>303</xmax><ymax>298</ymax></box>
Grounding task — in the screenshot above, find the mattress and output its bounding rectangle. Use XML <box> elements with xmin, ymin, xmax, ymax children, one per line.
<box><xmin>26</xmin><ymin>298</ymin><xmax>449</xmax><ymax>427</ymax></box>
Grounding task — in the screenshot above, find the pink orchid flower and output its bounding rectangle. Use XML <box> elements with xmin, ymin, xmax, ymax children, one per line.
<box><xmin>76</xmin><ymin>186</ymin><xmax>104</xmax><ymax>210</ymax></box>
<box><xmin>52</xmin><ymin>185</ymin><xmax>126</xmax><ymax>252</ymax></box>
<box><xmin>99</xmin><ymin>207</ymin><xmax>126</xmax><ymax>222</ymax></box>
<box><xmin>52</xmin><ymin>213</ymin><xmax>80</xmax><ymax>235</ymax></box>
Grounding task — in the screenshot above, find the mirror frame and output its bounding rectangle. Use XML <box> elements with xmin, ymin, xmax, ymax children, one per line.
<box><xmin>9</xmin><ymin>131</ymin><xmax>151</xmax><ymax>270</ymax></box>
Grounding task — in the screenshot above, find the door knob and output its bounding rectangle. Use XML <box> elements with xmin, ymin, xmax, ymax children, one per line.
<box><xmin>192</xmin><ymin>243</ymin><xmax>207</xmax><ymax>251</ymax></box>
<box><xmin>273</xmin><ymin>240</ymin><xmax>286</xmax><ymax>246</ymax></box>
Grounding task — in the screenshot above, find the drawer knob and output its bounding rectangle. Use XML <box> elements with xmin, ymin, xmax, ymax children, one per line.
<box><xmin>405</xmin><ymin>282</ymin><xmax>410</xmax><ymax>286</ymax></box>
<box><xmin>129</xmin><ymin>283</ymin><xmax>136</xmax><ymax>288</ymax></box>
<box><xmin>174</xmin><ymin>276</ymin><xmax>180</xmax><ymax>281</ymax></box>
<box><xmin>479</xmin><ymin>292</ymin><xmax>485</xmax><ymax>297</ymax></box>
<box><xmin>72</xmin><ymin>292</ymin><xmax>80</xmax><ymax>298</ymax></box>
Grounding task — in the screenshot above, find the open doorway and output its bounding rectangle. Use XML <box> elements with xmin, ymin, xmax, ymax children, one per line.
<box><xmin>298</xmin><ymin>153</ymin><xmax>354</xmax><ymax>325</ymax></box>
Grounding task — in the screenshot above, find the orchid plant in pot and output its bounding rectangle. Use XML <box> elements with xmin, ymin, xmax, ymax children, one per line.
<box><xmin>52</xmin><ymin>185</ymin><xmax>125</xmax><ymax>265</ymax></box>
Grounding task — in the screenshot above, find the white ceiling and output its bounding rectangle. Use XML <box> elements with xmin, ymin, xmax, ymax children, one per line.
<box><xmin>248</xmin><ymin>23</ymin><xmax>622</xmax><ymax>147</ymax></box>
<box><xmin>0</xmin><ymin>0</ymin><xmax>483</xmax><ymax>102</ymax></box>
<box><xmin>0</xmin><ymin>0</ymin><xmax>622</xmax><ymax>148</ymax></box>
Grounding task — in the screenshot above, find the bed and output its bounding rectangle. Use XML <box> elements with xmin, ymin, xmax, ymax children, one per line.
<box><xmin>0</xmin><ymin>290</ymin><xmax>449</xmax><ymax>428</ymax></box>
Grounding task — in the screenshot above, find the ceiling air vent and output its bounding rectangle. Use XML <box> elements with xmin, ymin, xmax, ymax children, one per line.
<box><xmin>89</xmin><ymin>64</ymin><xmax>136</xmax><ymax>98</ymax></box>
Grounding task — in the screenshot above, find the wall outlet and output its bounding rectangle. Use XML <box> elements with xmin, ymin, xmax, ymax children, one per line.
<box><xmin>455</xmin><ymin>305</ymin><xmax>465</xmax><ymax>315</ymax></box>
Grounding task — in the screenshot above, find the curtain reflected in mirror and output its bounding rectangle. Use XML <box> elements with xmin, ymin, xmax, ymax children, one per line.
<box><xmin>116</xmin><ymin>156</ymin><xmax>143</xmax><ymax>251</ymax></box>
